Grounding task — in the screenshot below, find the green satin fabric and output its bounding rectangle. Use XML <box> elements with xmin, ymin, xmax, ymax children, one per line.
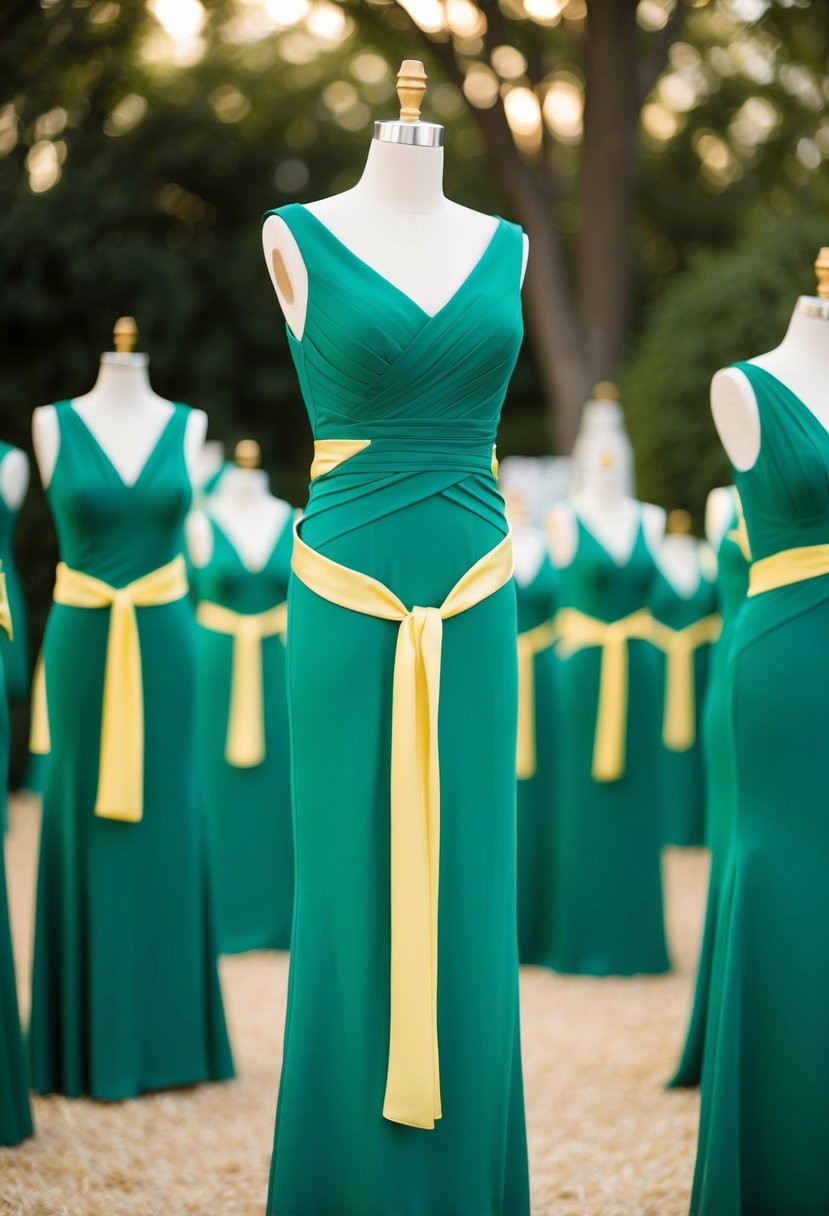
<box><xmin>692</xmin><ymin>364</ymin><xmax>829</xmax><ymax>1214</ymax></box>
<box><xmin>0</xmin><ymin>652</ymin><xmax>33</xmax><ymax>1146</ymax></box>
<box><xmin>264</xmin><ymin>204</ymin><xmax>530</xmax><ymax>1216</ymax></box>
<box><xmin>514</xmin><ymin>545</ymin><xmax>559</xmax><ymax>966</ymax></box>
<box><xmin>190</xmin><ymin>511</ymin><xmax>294</xmax><ymax>953</ymax></box>
<box><xmin>552</xmin><ymin>518</ymin><xmax>669</xmax><ymax>976</ymax></box>
<box><xmin>0</xmin><ymin>443</ymin><xmax>29</xmax><ymax>705</ymax></box>
<box><xmin>669</xmin><ymin>495</ymin><xmax>749</xmax><ymax>1089</ymax></box>
<box><xmin>29</xmin><ymin>403</ymin><xmax>233</xmax><ymax>1099</ymax></box>
<box><xmin>649</xmin><ymin>560</ymin><xmax>717</xmax><ymax>848</ymax></box>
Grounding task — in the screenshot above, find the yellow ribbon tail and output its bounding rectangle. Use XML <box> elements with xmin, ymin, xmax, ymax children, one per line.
<box><xmin>515</xmin><ymin>637</ymin><xmax>536</xmax><ymax>781</ymax></box>
<box><xmin>226</xmin><ymin>625</ymin><xmax>266</xmax><ymax>768</ymax></box>
<box><xmin>663</xmin><ymin>643</ymin><xmax>694</xmax><ymax>751</ymax></box>
<box><xmin>29</xmin><ymin>651</ymin><xmax>50</xmax><ymax>755</ymax></box>
<box><xmin>383</xmin><ymin>606</ymin><xmax>443</xmax><ymax>1129</ymax></box>
<box><xmin>0</xmin><ymin>570</ymin><xmax>13</xmax><ymax>643</ymax></box>
<box><xmin>96</xmin><ymin>595</ymin><xmax>144</xmax><ymax>823</ymax></box>
<box><xmin>593</xmin><ymin>632</ymin><xmax>628</xmax><ymax>783</ymax></box>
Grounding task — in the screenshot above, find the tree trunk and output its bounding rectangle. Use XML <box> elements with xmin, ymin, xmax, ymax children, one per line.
<box><xmin>578</xmin><ymin>0</ymin><xmax>641</xmax><ymax>386</ymax></box>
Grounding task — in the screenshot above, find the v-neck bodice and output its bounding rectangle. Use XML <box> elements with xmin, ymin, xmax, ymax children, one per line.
<box><xmin>191</xmin><ymin>511</ymin><xmax>293</xmax><ymax>614</ymax></box>
<box><xmin>733</xmin><ymin>362</ymin><xmax>829</xmax><ymax>561</ymax></box>
<box><xmin>559</xmin><ymin>516</ymin><xmax>656</xmax><ymax>621</ymax></box>
<box><xmin>48</xmin><ymin>401</ymin><xmax>192</xmax><ymax>586</ymax></box>
<box><xmin>650</xmin><ymin>550</ymin><xmax>716</xmax><ymax>630</ymax></box>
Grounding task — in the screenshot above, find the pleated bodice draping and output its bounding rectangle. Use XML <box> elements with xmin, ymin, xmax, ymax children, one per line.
<box><xmin>264</xmin><ymin>204</ymin><xmax>531</xmax><ymax>1216</ymax></box>
<box><xmin>691</xmin><ymin>363</ymin><xmax>829</xmax><ymax>1214</ymax></box>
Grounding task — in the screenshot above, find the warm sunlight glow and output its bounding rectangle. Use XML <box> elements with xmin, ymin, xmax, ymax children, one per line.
<box><xmin>149</xmin><ymin>0</ymin><xmax>205</xmax><ymax>41</ymax></box>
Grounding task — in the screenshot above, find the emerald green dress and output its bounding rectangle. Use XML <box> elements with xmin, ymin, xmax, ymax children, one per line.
<box><xmin>29</xmin><ymin>402</ymin><xmax>233</xmax><ymax>1099</ymax></box>
<box><xmin>669</xmin><ymin>493</ymin><xmax>749</xmax><ymax>1089</ymax></box>
<box><xmin>0</xmin><ymin>654</ymin><xmax>33</xmax><ymax>1145</ymax></box>
<box><xmin>264</xmin><ymin>204</ymin><xmax>530</xmax><ymax>1216</ymax></box>
<box><xmin>649</xmin><ymin>554</ymin><xmax>717</xmax><ymax>848</ymax></box>
<box><xmin>691</xmin><ymin>363</ymin><xmax>829</xmax><ymax>1214</ymax></box>
<box><xmin>191</xmin><ymin>509</ymin><xmax>294</xmax><ymax>954</ymax></box>
<box><xmin>514</xmin><ymin>532</ymin><xmax>559</xmax><ymax>966</ymax></box>
<box><xmin>0</xmin><ymin>443</ymin><xmax>29</xmax><ymax>704</ymax></box>
<box><xmin>552</xmin><ymin>517</ymin><xmax>669</xmax><ymax>975</ymax></box>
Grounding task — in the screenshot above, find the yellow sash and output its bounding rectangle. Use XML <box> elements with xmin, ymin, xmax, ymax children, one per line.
<box><xmin>52</xmin><ymin>555</ymin><xmax>189</xmax><ymax>823</ymax></box>
<box><xmin>0</xmin><ymin>568</ymin><xmax>13</xmax><ymax>643</ymax></box>
<box><xmin>749</xmin><ymin>543</ymin><xmax>829</xmax><ymax>597</ymax></box>
<box><xmin>29</xmin><ymin>651</ymin><xmax>50</xmax><ymax>755</ymax></box>
<box><xmin>516</xmin><ymin>618</ymin><xmax>558</xmax><ymax>780</ymax></box>
<box><xmin>649</xmin><ymin>614</ymin><xmax>722</xmax><ymax>750</ymax></box>
<box><xmin>292</xmin><ymin>523</ymin><xmax>513</xmax><ymax>1131</ymax></box>
<box><xmin>196</xmin><ymin>600</ymin><xmax>288</xmax><ymax>767</ymax></box>
<box><xmin>310</xmin><ymin>439</ymin><xmax>499</xmax><ymax>481</ymax></box>
<box><xmin>556</xmin><ymin>607</ymin><xmax>653</xmax><ymax>783</ymax></box>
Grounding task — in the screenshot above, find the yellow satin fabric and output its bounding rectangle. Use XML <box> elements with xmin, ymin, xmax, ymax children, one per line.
<box><xmin>196</xmin><ymin>600</ymin><xmax>288</xmax><ymax>768</ymax></box>
<box><xmin>556</xmin><ymin>607</ymin><xmax>654</xmax><ymax>783</ymax></box>
<box><xmin>0</xmin><ymin>569</ymin><xmax>13</xmax><ymax>644</ymax></box>
<box><xmin>649</xmin><ymin>614</ymin><xmax>722</xmax><ymax>751</ymax></box>
<box><xmin>310</xmin><ymin>438</ymin><xmax>371</xmax><ymax>480</ymax></box>
<box><xmin>491</xmin><ymin>444</ymin><xmax>499</xmax><ymax>478</ymax></box>
<box><xmin>291</xmin><ymin>522</ymin><xmax>514</xmax><ymax>1131</ymax></box>
<box><xmin>516</xmin><ymin>618</ymin><xmax>558</xmax><ymax>779</ymax></box>
<box><xmin>748</xmin><ymin>543</ymin><xmax>829</xmax><ymax>598</ymax></box>
<box><xmin>53</xmin><ymin>555</ymin><xmax>189</xmax><ymax>823</ymax></box>
<box><xmin>29</xmin><ymin>651</ymin><xmax>50</xmax><ymax>755</ymax></box>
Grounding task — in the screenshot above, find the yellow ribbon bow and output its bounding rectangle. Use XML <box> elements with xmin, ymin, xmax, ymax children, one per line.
<box><xmin>52</xmin><ymin>554</ymin><xmax>189</xmax><ymax>823</ymax></box>
<box><xmin>515</xmin><ymin>618</ymin><xmax>558</xmax><ymax>779</ymax></box>
<box><xmin>649</xmin><ymin>614</ymin><xmax>722</xmax><ymax>751</ymax></box>
<box><xmin>292</xmin><ymin>522</ymin><xmax>514</xmax><ymax>1131</ymax></box>
<box><xmin>196</xmin><ymin>600</ymin><xmax>288</xmax><ymax>767</ymax></box>
<box><xmin>556</xmin><ymin>607</ymin><xmax>654</xmax><ymax>783</ymax></box>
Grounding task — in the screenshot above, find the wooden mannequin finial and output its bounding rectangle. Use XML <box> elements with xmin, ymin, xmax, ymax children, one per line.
<box><xmin>593</xmin><ymin>381</ymin><xmax>619</xmax><ymax>402</ymax></box>
<box><xmin>667</xmin><ymin>508</ymin><xmax>692</xmax><ymax>536</ymax></box>
<box><xmin>815</xmin><ymin>248</ymin><xmax>829</xmax><ymax>301</ymax></box>
<box><xmin>235</xmin><ymin>439</ymin><xmax>261</xmax><ymax>469</ymax></box>
<box><xmin>113</xmin><ymin>316</ymin><xmax>138</xmax><ymax>354</ymax></box>
<box><xmin>397</xmin><ymin>60</ymin><xmax>427</xmax><ymax>124</ymax></box>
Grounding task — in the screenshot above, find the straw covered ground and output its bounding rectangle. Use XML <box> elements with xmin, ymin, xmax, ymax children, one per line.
<box><xmin>2</xmin><ymin>797</ymin><xmax>706</xmax><ymax>1216</ymax></box>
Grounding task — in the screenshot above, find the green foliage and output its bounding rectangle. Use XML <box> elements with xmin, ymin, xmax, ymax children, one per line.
<box><xmin>621</xmin><ymin>209</ymin><xmax>829</xmax><ymax>525</ymax></box>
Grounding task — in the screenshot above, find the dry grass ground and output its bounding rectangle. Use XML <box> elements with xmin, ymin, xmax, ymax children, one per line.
<box><xmin>1</xmin><ymin>797</ymin><xmax>706</xmax><ymax>1216</ymax></box>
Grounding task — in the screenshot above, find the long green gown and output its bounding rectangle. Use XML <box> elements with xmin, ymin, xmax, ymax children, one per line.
<box><xmin>649</xmin><ymin>553</ymin><xmax>717</xmax><ymax>848</ymax></box>
<box><xmin>29</xmin><ymin>402</ymin><xmax>233</xmax><ymax>1099</ymax></box>
<box><xmin>0</xmin><ymin>650</ymin><xmax>33</xmax><ymax>1145</ymax></box>
<box><xmin>691</xmin><ymin>362</ymin><xmax>829</xmax><ymax>1214</ymax></box>
<box><xmin>552</xmin><ymin>516</ymin><xmax>669</xmax><ymax>976</ymax></box>
<box><xmin>0</xmin><ymin>443</ymin><xmax>29</xmax><ymax>705</ymax></box>
<box><xmin>514</xmin><ymin>531</ymin><xmax>559</xmax><ymax>966</ymax></box>
<box><xmin>264</xmin><ymin>203</ymin><xmax>530</xmax><ymax>1216</ymax></box>
<box><xmin>191</xmin><ymin>509</ymin><xmax>294</xmax><ymax>954</ymax></box>
<box><xmin>669</xmin><ymin>492</ymin><xmax>749</xmax><ymax>1089</ymax></box>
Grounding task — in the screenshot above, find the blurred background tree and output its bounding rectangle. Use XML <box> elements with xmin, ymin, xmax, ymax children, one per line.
<box><xmin>0</xmin><ymin>0</ymin><xmax>826</xmax><ymax>773</ymax></box>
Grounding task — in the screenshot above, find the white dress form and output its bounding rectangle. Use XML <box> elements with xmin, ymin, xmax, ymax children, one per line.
<box><xmin>262</xmin><ymin>131</ymin><xmax>529</xmax><ymax>341</ymax></box>
<box><xmin>706</xmin><ymin>486</ymin><xmax>738</xmax><ymax>553</ymax></box>
<box><xmin>711</xmin><ymin>297</ymin><xmax>829</xmax><ymax>470</ymax></box>
<box><xmin>548</xmin><ymin>446</ymin><xmax>665</xmax><ymax>568</ymax></box>
<box><xmin>186</xmin><ymin>468</ymin><xmax>292</xmax><ymax>573</ymax></box>
<box><xmin>569</xmin><ymin>389</ymin><xmax>635</xmax><ymax>498</ymax></box>
<box><xmin>32</xmin><ymin>350</ymin><xmax>207</xmax><ymax>490</ymax></box>
<box><xmin>657</xmin><ymin>533</ymin><xmax>702</xmax><ymax>598</ymax></box>
<box><xmin>0</xmin><ymin>449</ymin><xmax>29</xmax><ymax>511</ymax></box>
<box><xmin>504</xmin><ymin>493</ymin><xmax>546</xmax><ymax>588</ymax></box>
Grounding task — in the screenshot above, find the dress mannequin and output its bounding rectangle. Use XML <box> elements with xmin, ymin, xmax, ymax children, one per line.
<box><xmin>658</xmin><ymin>510</ymin><xmax>702</xmax><ymax>598</ymax></box>
<box><xmin>548</xmin><ymin>438</ymin><xmax>665</xmax><ymax>568</ymax></box>
<box><xmin>711</xmin><ymin>268</ymin><xmax>829</xmax><ymax>468</ymax></box>
<box><xmin>32</xmin><ymin>317</ymin><xmax>206</xmax><ymax>489</ymax></box>
<box><xmin>262</xmin><ymin>63</ymin><xmax>528</xmax><ymax>334</ymax></box>
<box><xmin>187</xmin><ymin>440</ymin><xmax>292</xmax><ymax>573</ymax></box>
<box><xmin>505</xmin><ymin>491</ymin><xmax>546</xmax><ymax>587</ymax></box>
<box><xmin>0</xmin><ymin>451</ymin><xmax>28</xmax><ymax>512</ymax></box>
<box><xmin>705</xmin><ymin>486</ymin><xmax>736</xmax><ymax>553</ymax></box>
<box><xmin>569</xmin><ymin>382</ymin><xmax>635</xmax><ymax>497</ymax></box>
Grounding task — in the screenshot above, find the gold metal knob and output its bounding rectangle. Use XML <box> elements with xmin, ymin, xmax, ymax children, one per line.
<box><xmin>397</xmin><ymin>60</ymin><xmax>427</xmax><ymax>124</ymax></box>
<box><xmin>667</xmin><ymin>508</ymin><xmax>692</xmax><ymax>536</ymax></box>
<box><xmin>113</xmin><ymin>316</ymin><xmax>138</xmax><ymax>354</ymax></box>
<box><xmin>593</xmin><ymin>381</ymin><xmax>618</xmax><ymax>402</ymax></box>
<box><xmin>235</xmin><ymin>439</ymin><xmax>261</xmax><ymax>469</ymax></box>
<box><xmin>815</xmin><ymin>248</ymin><xmax>829</xmax><ymax>301</ymax></box>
